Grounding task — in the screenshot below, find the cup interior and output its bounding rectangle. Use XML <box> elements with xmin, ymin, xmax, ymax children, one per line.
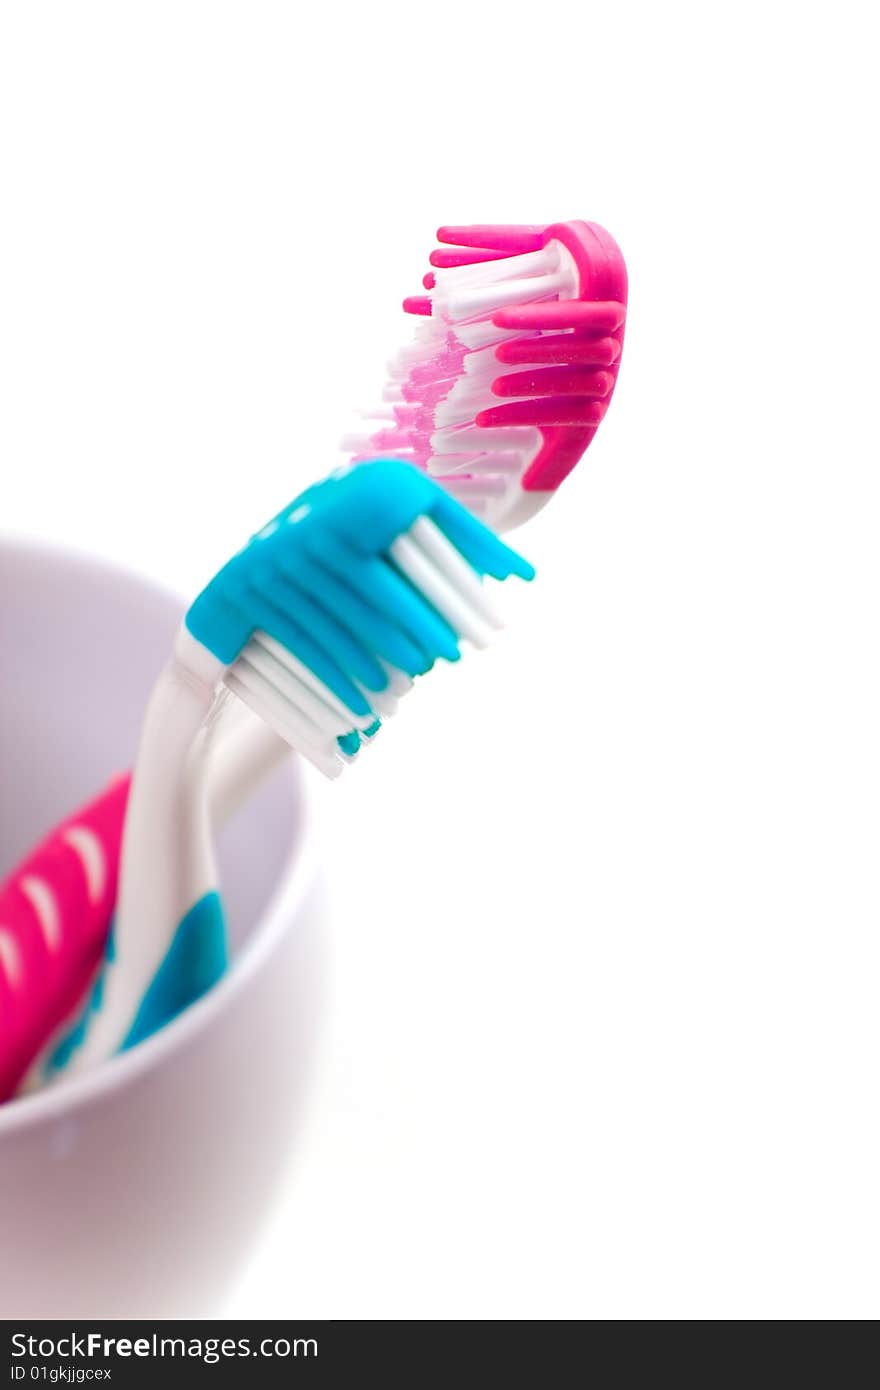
<box><xmin>0</xmin><ymin>534</ymin><xmax>305</xmax><ymax>987</ymax></box>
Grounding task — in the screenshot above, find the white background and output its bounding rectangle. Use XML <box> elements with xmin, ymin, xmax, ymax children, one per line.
<box><xmin>1</xmin><ymin>2</ymin><xmax>878</xmax><ymax>1319</ymax></box>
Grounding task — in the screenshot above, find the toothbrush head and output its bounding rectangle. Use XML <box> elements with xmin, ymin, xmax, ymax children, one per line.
<box><xmin>346</xmin><ymin>221</ymin><xmax>627</xmax><ymax>533</ymax></box>
<box><xmin>184</xmin><ymin>458</ymin><xmax>533</xmax><ymax>778</ymax></box>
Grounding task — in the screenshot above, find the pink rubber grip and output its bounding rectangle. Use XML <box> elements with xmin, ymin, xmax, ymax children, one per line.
<box><xmin>0</xmin><ymin>773</ymin><xmax>131</xmax><ymax>1100</ymax></box>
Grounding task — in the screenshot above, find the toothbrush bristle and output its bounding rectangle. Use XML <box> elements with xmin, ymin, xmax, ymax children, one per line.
<box><xmin>224</xmin><ymin>518</ymin><xmax>510</xmax><ymax>778</ymax></box>
<box><xmin>180</xmin><ymin>459</ymin><xmax>534</xmax><ymax>782</ymax></box>
<box><xmin>346</xmin><ymin>221</ymin><xmax>627</xmax><ymax>530</ymax></box>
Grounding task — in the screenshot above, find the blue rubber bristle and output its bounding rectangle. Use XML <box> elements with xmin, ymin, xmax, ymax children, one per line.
<box><xmin>186</xmin><ymin>458</ymin><xmax>533</xmax><ymax>776</ymax></box>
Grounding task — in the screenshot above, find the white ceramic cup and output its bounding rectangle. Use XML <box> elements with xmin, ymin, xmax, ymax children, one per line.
<box><xmin>0</xmin><ymin>537</ymin><xmax>326</xmax><ymax>1318</ymax></box>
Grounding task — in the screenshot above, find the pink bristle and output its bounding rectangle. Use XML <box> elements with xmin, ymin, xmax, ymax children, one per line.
<box><xmin>402</xmin><ymin>295</ymin><xmax>432</xmax><ymax>316</ymax></box>
<box><xmin>436</xmin><ymin>224</ymin><xmax>545</xmax><ymax>253</ymax></box>
<box><xmin>490</xmin><ymin>366</ymin><xmax>615</xmax><ymax>400</ymax></box>
<box><xmin>492</xmin><ymin>299</ymin><xmax>625</xmax><ymax>332</ymax></box>
<box><xmin>496</xmin><ymin>335</ymin><xmax>621</xmax><ymax>367</ymax></box>
<box><xmin>477</xmin><ymin>397</ymin><xmax>608</xmax><ymax>430</ymax></box>
<box><xmin>429</xmin><ymin>246</ymin><xmax>512</xmax><ymax>269</ymax></box>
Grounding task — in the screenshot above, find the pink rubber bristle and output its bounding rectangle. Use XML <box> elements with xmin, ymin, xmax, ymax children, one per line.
<box><xmin>489</xmin><ymin>366</ymin><xmax>616</xmax><ymax>400</ymax></box>
<box><xmin>429</xmin><ymin>246</ymin><xmax>513</xmax><ymax>269</ymax></box>
<box><xmin>491</xmin><ymin>298</ymin><xmax>625</xmax><ymax>332</ymax></box>
<box><xmin>408</xmin><ymin>231</ymin><xmax>556</xmax><ymax>309</ymax></box>
<box><xmin>436</xmin><ymin>225</ymin><xmax>545</xmax><ymax>253</ymax></box>
<box><xmin>476</xmin><ymin>397</ymin><xmax>609</xmax><ymax>430</ymax></box>
<box><xmin>495</xmin><ymin>335</ymin><xmax>621</xmax><ymax>367</ymax></box>
<box><xmin>402</xmin><ymin>295</ymin><xmax>432</xmax><ymax>316</ymax></box>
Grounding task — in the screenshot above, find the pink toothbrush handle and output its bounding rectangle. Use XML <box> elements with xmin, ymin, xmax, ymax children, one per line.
<box><xmin>0</xmin><ymin>773</ymin><xmax>131</xmax><ymax>1100</ymax></box>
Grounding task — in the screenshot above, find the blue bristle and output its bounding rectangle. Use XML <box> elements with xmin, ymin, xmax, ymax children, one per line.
<box><xmin>185</xmin><ymin>460</ymin><xmax>531</xmax><ymax>713</ymax></box>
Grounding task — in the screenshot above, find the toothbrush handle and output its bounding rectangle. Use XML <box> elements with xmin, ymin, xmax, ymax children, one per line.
<box><xmin>0</xmin><ymin>718</ymin><xmax>290</xmax><ymax>1098</ymax></box>
<box><xmin>0</xmin><ymin>774</ymin><xmax>131</xmax><ymax>1100</ymax></box>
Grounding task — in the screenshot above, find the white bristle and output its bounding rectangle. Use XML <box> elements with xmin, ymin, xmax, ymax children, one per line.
<box><xmin>453</xmin><ymin>319</ymin><xmax>523</xmax><ymax>352</ymax></box>
<box><xmin>224</xmin><ymin>666</ymin><xmax>344</xmax><ymax>779</ymax></box>
<box><xmin>439</xmin><ymin>274</ymin><xmax>570</xmax><ymax>324</ymax></box>
<box><xmin>461</xmin><ymin>339</ymin><xmax>539</xmax><ymax>376</ymax></box>
<box><xmin>340</xmin><ymin>433</ymin><xmax>373</xmax><ymax>453</ymax></box>
<box><xmin>435</xmin><ymin>374</ymin><xmax>493</xmax><ymax>417</ymax></box>
<box><xmin>382</xmin><ymin>662</ymin><xmax>415</xmax><ymax>697</ymax></box>
<box><xmin>432</xmin><ymin>246</ymin><xmax>559</xmax><ymax>292</ymax></box>
<box><xmin>232</xmin><ymin>654</ymin><xmax>328</xmax><ymax>745</ymax></box>
<box><xmin>361</xmin><ymin>684</ymin><xmax>399</xmax><ymax>718</ymax></box>
<box><xmin>252</xmin><ymin>630</ymin><xmax>377</xmax><ymax>731</ymax></box>
<box><xmin>459</xmin><ymin>451</ymin><xmax>527</xmax><ymax>474</ymax></box>
<box><xmin>431</xmin><ymin>424</ymin><xmax>539</xmax><ymax>456</ymax></box>
<box><xmin>409</xmin><ymin>517</ymin><xmax>503</xmax><ymax>629</ymax></box>
<box><xmin>432</xmin><ymin>379</ymin><xmax>538</xmax><ymax>432</ymax></box>
<box><xmin>389</xmin><ymin>527</ymin><xmax>494</xmax><ymax>650</ymax></box>
<box><xmin>413</xmin><ymin>319</ymin><xmax>441</xmax><ymax>343</ymax></box>
<box><xmin>423</xmin><ymin>450</ymin><xmax>528</xmax><ymax>477</ymax></box>
<box><xmin>425</xmin><ymin>455</ymin><xmax>473</xmax><ymax>476</ymax></box>
<box><xmin>431</xmin><ymin>401</ymin><xmax>478</xmax><ymax>433</ymax></box>
<box><xmin>353</xmin><ymin>662</ymin><xmax>414</xmax><ymax>720</ymax></box>
<box><xmin>240</xmin><ymin>641</ymin><xmax>353</xmax><ymax>738</ymax></box>
<box><xmin>388</xmin><ymin>351</ymin><xmax>425</xmax><ymax>379</ymax></box>
<box><xmin>460</xmin><ymin>346</ymin><xmax>513</xmax><ymax>382</ymax></box>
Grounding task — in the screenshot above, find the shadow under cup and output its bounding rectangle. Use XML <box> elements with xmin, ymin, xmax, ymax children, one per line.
<box><xmin>0</xmin><ymin>538</ymin><xmax>326</xmax><ymax>1318</ymax></box>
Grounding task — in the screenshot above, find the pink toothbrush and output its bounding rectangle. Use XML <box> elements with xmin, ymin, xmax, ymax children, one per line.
<box><xmin>0</xmin><ymin>774</ymin><xmax>130</xmax><ymax>1098</ymax></box>
<box><xmin>347</xmin><ymin>220</ymin><xmax>627</xmax><ymax>531</ymax></box>
<box><xmin>1</xmin><ymin>718</ymin><xmax>290</xmax><ymax>1101</ymax></box>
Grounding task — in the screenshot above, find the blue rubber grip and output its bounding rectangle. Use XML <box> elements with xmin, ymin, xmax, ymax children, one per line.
<box><xmin>122</xmin><ymin>890</ymin><xmax>228</xmax><ymax>1050</ymax></box>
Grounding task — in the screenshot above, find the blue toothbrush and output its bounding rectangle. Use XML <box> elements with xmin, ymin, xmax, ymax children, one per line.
<box><xmin>54</xmin><ymin>459</ymin><xmax>533</xmax><ymax>1073</ymax></box>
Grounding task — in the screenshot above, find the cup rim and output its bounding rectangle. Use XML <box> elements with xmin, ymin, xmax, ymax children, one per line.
<box><xmin>0</xmin><ymin>532</ymin><xmax>320</xmax><ymax>1137</ymax></box>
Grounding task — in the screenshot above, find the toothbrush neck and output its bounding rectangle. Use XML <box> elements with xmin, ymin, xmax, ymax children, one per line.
<box><xmin>120</xmin><ymin>653</ymin><xmax>219</xmax><ymax>922</ymax></box>
<box><xmin>51</xmin><ymin>641</ymin><xmax>228</xmax><ymax>1073</ymax></box>
<box><xmin>92</xmin><ymin>652</ymin><xmax>221</xmax><ymax>1055</ymax></box>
